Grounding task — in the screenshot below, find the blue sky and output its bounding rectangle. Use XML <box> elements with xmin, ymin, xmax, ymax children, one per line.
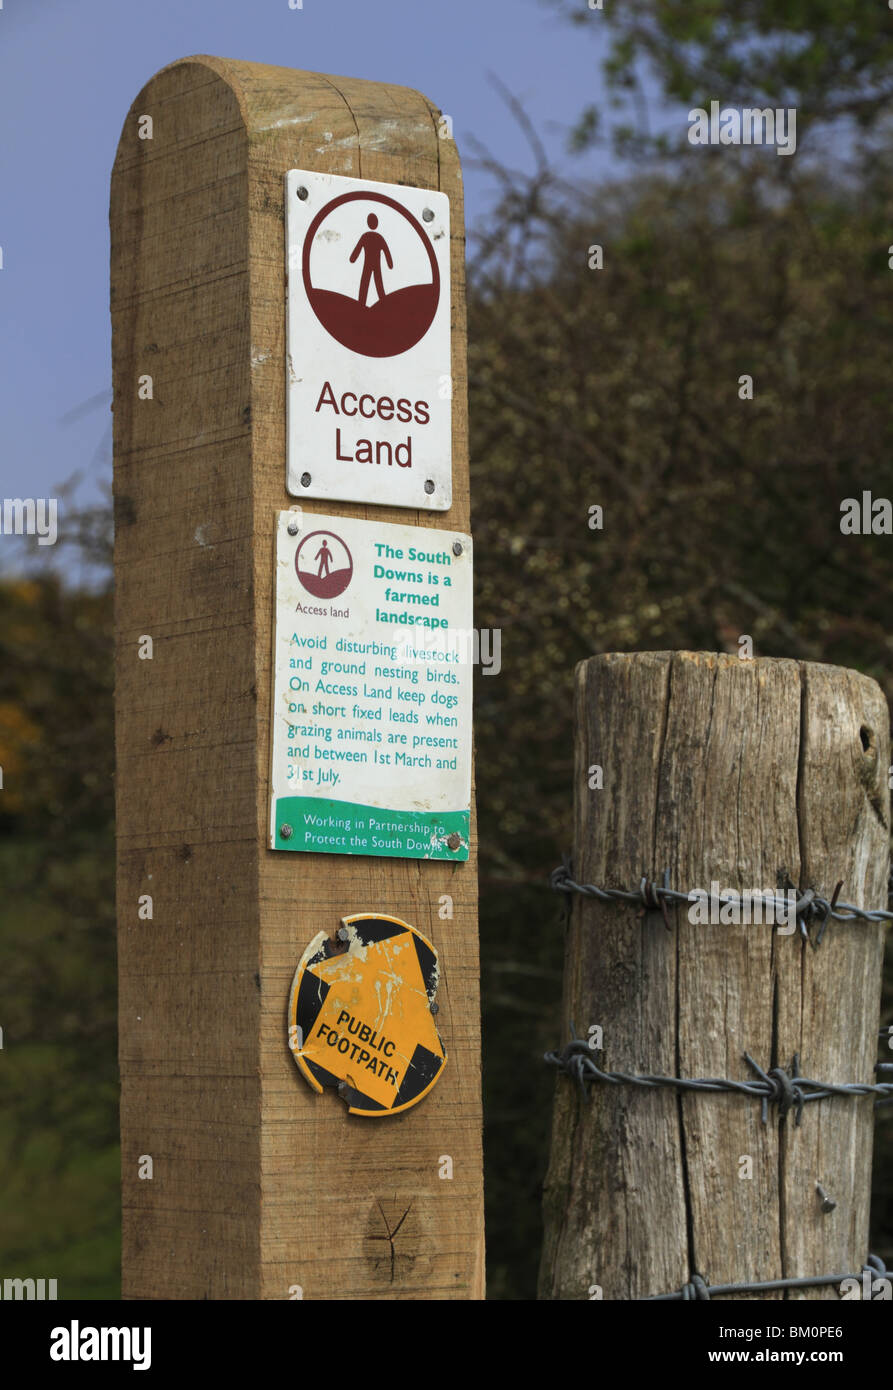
<box><xmin>0</xmin><ymin>0</ymin><xmax>646</xmax><ymax>578</ymax></box>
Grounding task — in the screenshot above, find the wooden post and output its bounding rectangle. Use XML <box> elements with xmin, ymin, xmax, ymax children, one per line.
<box><xmin>539</xmin><ymin>651</ymin><xmax>889</xmax><ymax>1301</ymax></box>
<box><xmin>111</xmin><ymin>55</ymin><xmax>483</xmax><ymax>1300</ymax></box>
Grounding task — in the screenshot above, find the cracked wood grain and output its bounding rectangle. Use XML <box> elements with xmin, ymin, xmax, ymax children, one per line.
<box><xmin>539</xmin><ymin>652</ymin><xmax>889</xmax><ymax>1301</ymax></box>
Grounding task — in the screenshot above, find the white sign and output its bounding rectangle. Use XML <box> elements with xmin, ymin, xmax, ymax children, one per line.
<box><xmin>285</xmin><ymin>169</ymin><xmax>452</xmax><ymax>510</ymax></box>
<box><xmin>270</xmin><ymin>510</ymin><xmax>472</xmax><ymax>860</ymax></box>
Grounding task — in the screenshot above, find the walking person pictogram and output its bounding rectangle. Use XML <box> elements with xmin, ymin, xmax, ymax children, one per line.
<box><xmin>315</xmin><ymin>537</ymin><xmax>333</xmax><ymax>578</ymax></box>
<box><xmin>350</xmin><ymin>214</ymin><xmax>393</xmax><ymax>307</ymax></box>
<box><xmin>301</xmin><ymin>188</ymin><xmax>442</xmax><ymax>356</ymax></box>
<box><xmin>295</xmin><ymin>529</ymin><xmax>354</xmax><ymax>599</ymax></box>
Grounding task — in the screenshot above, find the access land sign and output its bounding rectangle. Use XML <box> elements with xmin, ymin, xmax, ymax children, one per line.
<box><xmin>270</xmin><ymin>511</ymin><xmax>472</xmax><ymax>860</ymax></box>
<box><xmin>285</xmin><ymin>169</ymin><xmax>452</xmax><ymax>510</ymax></box>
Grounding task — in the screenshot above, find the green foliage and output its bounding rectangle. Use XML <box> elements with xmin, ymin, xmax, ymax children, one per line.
<box><xmin>550</xmin><ymin>0</ymin><xmax>893</xmax><ymax>148</ymax></box>
<box><xmin>0</xmin><ymin>574</ymin><xmax>118</xmax><ymax>1298</ymax></box>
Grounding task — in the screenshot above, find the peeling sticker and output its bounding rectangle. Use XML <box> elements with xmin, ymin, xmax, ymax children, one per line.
<box><xmin>288</xmin><ymin>913</ymin><xmax>446</xmax><ymax>1116</ymax></box>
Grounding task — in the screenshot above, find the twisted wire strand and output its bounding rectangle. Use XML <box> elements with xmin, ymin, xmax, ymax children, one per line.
<box><xmin>547</xmin><ymin>866</ymin><xmax>893</xmax><ymax>1297</ymax></box>
<box><xmin>648</xmin><ymin>1255</ymin><xmax>888</xmax><ymax>1301</ymax></box>
<box><xmin>551</xmin><ymin>863</ymin><xmax>893</xmax><ymax>947</ymax></box>
<box><xmin>546</xmin><ymin>1033</ymin><xmax>893</xmax><ymax>1124</ymax></box>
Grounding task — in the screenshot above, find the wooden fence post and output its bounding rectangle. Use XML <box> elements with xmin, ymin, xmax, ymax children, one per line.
<box><xmin>539</xmin><ymin>651</ymin><xmax>889</xmax><ymax>1300</ymax></box>
<box><xmin>111</xmin><ymin>55</ymin><xmax>483</xmax><ymax>1300</ymax></box>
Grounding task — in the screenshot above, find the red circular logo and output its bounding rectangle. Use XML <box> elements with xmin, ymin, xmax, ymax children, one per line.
<box><xmin>294</xmin><ymin>530</ymin><xmax>353</xmax><ymax>599</ymax></box>
<box><xmin>302</xmin><ymin>191</ymin><xmax>440</xmax><ymax>358</ymax></box>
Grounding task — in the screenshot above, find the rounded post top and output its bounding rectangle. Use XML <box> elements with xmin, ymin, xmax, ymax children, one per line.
<box><xmin>112</xmin><ymin>54</ymin><xmax>460</xmax><ymax>197</ymax></box>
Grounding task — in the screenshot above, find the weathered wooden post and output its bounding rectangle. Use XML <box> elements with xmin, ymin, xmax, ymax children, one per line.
<box><xmin>111</xmin><ymin>56</ymin><xmax>483</xmax><ymax>1299</ymax></box>
<box><xmin>539</xmin><ymin>651</ymin><xmax>890</xmax><ymax>1300</ymax></box>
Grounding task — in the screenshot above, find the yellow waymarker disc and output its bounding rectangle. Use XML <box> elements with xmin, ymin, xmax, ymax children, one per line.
<box><xmin>288</xmin><ymin>914</ymin><xmax>446</xmax><ymax>1116</ymax></box>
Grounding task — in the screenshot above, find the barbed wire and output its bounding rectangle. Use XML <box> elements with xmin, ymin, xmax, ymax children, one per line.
<box><xmin>547</xmin><ymin>864</ymin><xmax>893</xmax><ymax>1296</ymax></box>
<box><xmin>546</xmin><ymin>1031</ymin><xmax>893</xmax><ymax>1124</ymax></box>
<box><xmin>551</xmin><ymin>862</ymin><xmax>893</xmax><ymax>947</ymax></box>
<box><xmin>647</xmin><ymin>1254</ymin><xmax>888</xmax><ymax>1301</ymax></box>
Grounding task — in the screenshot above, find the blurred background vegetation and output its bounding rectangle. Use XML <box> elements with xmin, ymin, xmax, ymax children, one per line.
<box><xmin>2</xmin><ymin>0</ymin><xmax>892</xmax><ymax>1299</ymax></box>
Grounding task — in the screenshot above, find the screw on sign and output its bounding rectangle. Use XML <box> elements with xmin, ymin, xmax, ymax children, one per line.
<box><xmin>288</xmin><ymin>914</ymin><xmax>446</xmax><ymax>1116</ymax></box>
